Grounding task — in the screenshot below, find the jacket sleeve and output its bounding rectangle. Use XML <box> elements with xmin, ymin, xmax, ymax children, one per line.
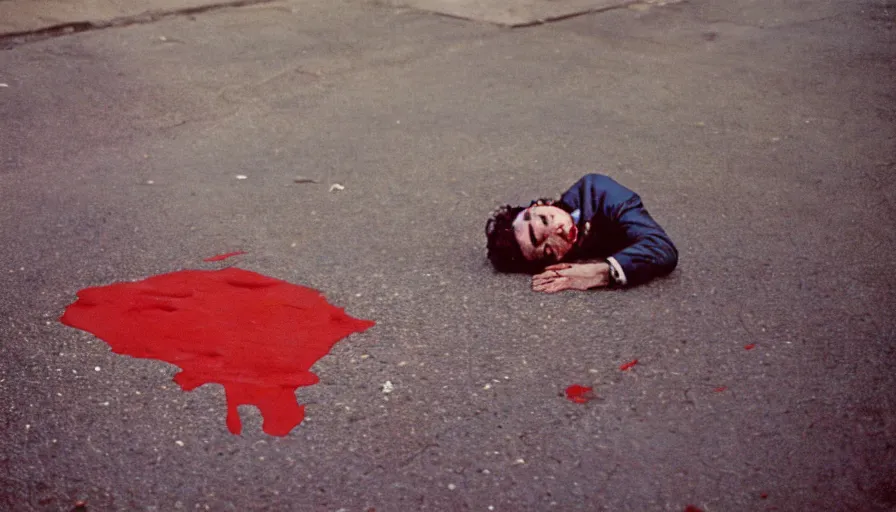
<box><xmin>606</xmin><ymin>194</ymin><xmax>678</xmax><ymax>286</ymax></box>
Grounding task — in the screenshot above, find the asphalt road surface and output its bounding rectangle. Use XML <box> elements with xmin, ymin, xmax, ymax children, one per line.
<box><xmin>1</xmin><ymin>0</ymin><xmax>894</xmax><ymax>510</ymax></box>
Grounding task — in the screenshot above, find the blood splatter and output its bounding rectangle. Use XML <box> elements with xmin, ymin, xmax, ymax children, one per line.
<box><xmin>744</xmin><ymin>343</ymin><xmax>756</xmax><ymax>350</ymax></box>
<box><xmin>60</xmin><ymin>268</ymin><xmax>374</xmax><ymax>436</ymax></box>
<box><xmin>619</xmin><ymin>359</ymin><xmax>638</xmax><ymax>371</ymax></box>
<box><xmin>203</xmin><ymin>251</ymin><xmax>246</xmax><ymax>262</ymax></box>
<box><xmin>714</xmin><ymin>386</ymin><xmax>728</xmax><ymax>393</ymax></box>
<box><xmin>684</xmin><ymin>506</ymin><xmax>703</xmax><ymax>512</ymax></box>
<box><xmin>565</xmin><ymin>385</ymin><xmax>594</xmax><ymax>403</ymax></box>
<box><xmin>760</xmin><ymin>493</ymin><xmax>768</xmax><ymax>499</ymax></box>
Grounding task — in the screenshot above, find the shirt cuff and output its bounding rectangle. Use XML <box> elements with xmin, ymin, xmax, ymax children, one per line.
<box><xmin>606</xmin><ymin>257</ymin><xmax>628</xmax><ymax>286</ymax></box>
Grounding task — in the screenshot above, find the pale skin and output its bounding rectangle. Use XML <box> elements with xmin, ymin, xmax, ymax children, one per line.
<box><xmin>512</xmin><ymin>205</ymin><xmax>612</xmax><ymax>293</ymax></box>
<box><xmin>531</xmin><ymin>262</ymin><xmax>611</xmax><ymax>293</ymax></box>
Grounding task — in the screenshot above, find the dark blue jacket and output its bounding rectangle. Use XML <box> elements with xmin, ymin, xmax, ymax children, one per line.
<box><xmin>558</xmin><ymin>174</ymin><xmax>678</xmax><ymax>286</ymax></box>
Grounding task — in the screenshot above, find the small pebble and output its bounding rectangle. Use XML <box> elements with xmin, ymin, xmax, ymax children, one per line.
<box><xmin>94</xmin><ymin>366</ymin><xmax>101</xmax><ymax>372</ymax></box>
<box><xmin>175</xmin><ymin>440</ymin><xmax>184</xmax><ymax>446</ymax></box>
<box><xmin>235</xmin><ymin>175</ymin><xmax>248</xmax><ymax>180</ymax></box>
<box><xmin>447</xmin><ymin>483</ymin><xmax>456</xmax><ymax>490</ymax></box>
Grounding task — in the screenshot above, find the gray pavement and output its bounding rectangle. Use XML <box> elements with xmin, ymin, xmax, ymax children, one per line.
<box><xmin>376</xmin><ymin>0</ymin><xmax>672</xmax><ymax>26</ymax></box>
<box><xmin>1</xmin><ymin>0</ymin><xmax>895</xmax><ymax>510</ymax></box>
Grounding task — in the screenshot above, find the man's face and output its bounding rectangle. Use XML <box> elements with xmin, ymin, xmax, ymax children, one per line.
<box><xmin>512</xmin><ymin>205</ymin><xmax>578</xmax><ymax>263</ymax></box>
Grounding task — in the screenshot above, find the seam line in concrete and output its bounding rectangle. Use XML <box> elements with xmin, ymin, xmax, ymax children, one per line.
<box><xmin>508</xmin><ymin>1</ymin><xmax>645</xmax><ymax>28</ymax></box>
<box><xmin>0</xmin><ymin>0</ymin><xmax>276</xmax><ymax>49</ymax></box>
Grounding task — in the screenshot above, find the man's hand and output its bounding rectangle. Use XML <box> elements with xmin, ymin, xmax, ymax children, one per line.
<box><xmin>532</xmin><ymin>262</ymin><xmax>611</xmax><ymax>293</ymax></box>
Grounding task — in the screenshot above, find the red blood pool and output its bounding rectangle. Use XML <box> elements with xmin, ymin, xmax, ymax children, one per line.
<box><xmin>744</xmin><ymin>343</ymin><xmax>756</xmax><ymax>350</ymax></box>
<box><xmin>619</xmin><ymin>359</ymin><xmax>638</xmax><ymax>371</ymax></box>
<box><xmin>565</xmin><ymin>384</ymin><xmax>594</xmax><ymax>404</ymax></box>
<box><xmin>684</xmin><ymin>506</ymin><xmax>703</xmax><ymax>512</ymax></box>
<box><xmin>203</xmin><ymin>251</ymin><xmax>246</xmax><ymax>262</ymax></box>
<box><xmin>60</xmin><ymin>268</ymin><xmax>374</xmax><ymax>436</ymax></box>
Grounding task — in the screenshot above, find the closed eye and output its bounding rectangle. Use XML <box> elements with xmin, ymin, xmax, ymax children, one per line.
<box><xmin>529</xmin><ymin>224</ymin><xmax>537</xmax><ymax>247</ymax></box>
<box><xmin>539</xmin><ymin>215</ymin><xmax>548</xmax><ymax>225</ymax></box>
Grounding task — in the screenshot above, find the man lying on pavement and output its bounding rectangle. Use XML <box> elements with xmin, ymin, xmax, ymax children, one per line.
<box><xmin>485</xmin><ymin>173</ymin><xmax>678</xmax><ymax>293</ymax></box>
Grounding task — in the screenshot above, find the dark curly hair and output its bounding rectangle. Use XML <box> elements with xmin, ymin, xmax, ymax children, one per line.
<box><xmin>485</xmin><ymin>197</ymin><xmax>556</xmax><ymax>274</ymax></box>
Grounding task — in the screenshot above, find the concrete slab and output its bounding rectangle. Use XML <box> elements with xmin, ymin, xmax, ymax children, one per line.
<box><xmin>0</xmin><ymin>0</ymin><xmax>272</xmax><ymax>36</ymax></box>
<box><xmin>379</xmin><ymin>0</ymin><xmax>676</xmax><ymax>26</ymax></box>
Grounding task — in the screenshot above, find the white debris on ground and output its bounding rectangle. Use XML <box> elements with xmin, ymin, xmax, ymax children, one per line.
<box><xmin>329</xmin><ymin>183</ymin><xmax>345</xmax><ymax>192</ymax></box>
<box><xmin>382</xmin><ymin>381</ymin><xmax>394</xmax><ymax>394</ymax></box>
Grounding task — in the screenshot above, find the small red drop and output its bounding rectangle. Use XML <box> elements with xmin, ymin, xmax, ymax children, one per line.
<box><xmin>565</xmin><ymin>385</ymin><xmax>594</xmax><ymax>404</ymax></box>
<box><xmin>619</xmin><ymin>359</ymin><xmax>638</xmax><ymax>371</ymax></box>
<box><xmin>203</xmin><ymin>251</ymin><xmax>246</xmax><ymax>262</ymax></box>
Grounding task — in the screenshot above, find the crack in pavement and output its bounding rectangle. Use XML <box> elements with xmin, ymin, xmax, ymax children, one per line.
<box><xmin>0</xmin><ymin>0</ymin><xmax>276</xmax><ymax>49</ymax></box>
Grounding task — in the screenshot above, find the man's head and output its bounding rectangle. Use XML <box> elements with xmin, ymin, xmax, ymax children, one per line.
<box><xmin>486</xmin><ymin>202</ymin><xmax>578</xmax><ymax>273</ymax></box>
